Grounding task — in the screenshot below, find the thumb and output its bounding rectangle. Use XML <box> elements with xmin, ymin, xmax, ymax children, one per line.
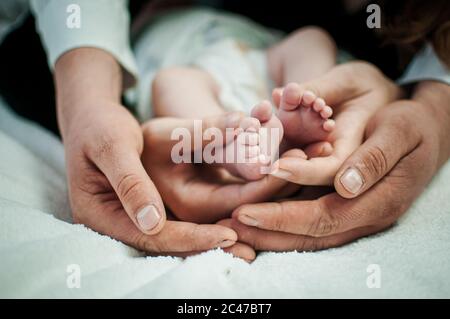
<box><xmin>334</xmin><ymin>111</ymin><xmax>420</xmax><ymax>198</ymax></box>
<box><xmin>94</xmin><ymin>145</ymin><xmax>166</xmax><ymax>235</ymax></box>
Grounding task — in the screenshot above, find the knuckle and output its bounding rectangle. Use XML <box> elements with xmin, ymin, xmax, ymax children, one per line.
<box><xmin>294</xmin><ymin>236</ymin><xmax>309</xmax><ymax>251</ymax></box>
<box><xmin>116</xmin><ymin>173</ymin><xmax>144</xmax><ymax>203</ymax></box>
<box><xmin>134</xmin><ymin>233</ymin><xmax>157</xmax><ymax>253</ymax></box>
<box><xmin>358</xmin><ymin>145</ymin><xmax>389</xmax><ymax>179</ymax></box>
<box><xmin>312</xmin><ymin>215</ymin><xmax>339</xmax><ymax>237</ymax></box>
<box><xmin>296</xmin><ymin>237</ymin><xmax>326</xmax><ymax>252</ymax></box>
<box><xmin>307</xmin><ymin>200</ymin><xmax>340</xmax><ymax>236</ymax></box>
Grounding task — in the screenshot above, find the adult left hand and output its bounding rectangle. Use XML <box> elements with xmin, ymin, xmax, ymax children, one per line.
<box><xmin>219</xmin><ymin>81</ymin><xmax>450</xmax><ymax>252</ymax></box>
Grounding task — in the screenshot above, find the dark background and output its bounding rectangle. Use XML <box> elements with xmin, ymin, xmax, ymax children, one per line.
<box><xmin>0</xmin><ymin>0</ymin><xmax>400</xmax><ymax>137</ymax></box>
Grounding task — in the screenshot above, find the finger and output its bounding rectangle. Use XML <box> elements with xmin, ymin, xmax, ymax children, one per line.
<box><xmin>270</xmin><ymin>155</ymin><xmax>340</xmax><ymax>185</ymax></box>
<box><xmin>222</xmin><ymin>243</ymin><xmax>256</xmax><ymax>262</ymax></box>
<box><xmin>142</xmin><ymin>112</ymin><xmax>245</xmax><ymax>152</ymax></box>
<box><xmin>232</xmin><ymin>189</ymin><xmax>393</xmax><ymax>237</ymax></box>
<box><xmin>217</xmin><ymin>219</ymin><xmax>257</xmax><ymax>262</ymax></box>
<box><xmin>179</xmin><ymin>174</ymin><xmax>288</xmax><ymax>223</ymax></box>
<box><xmin>304</xmin><ymin>142</ymin><xmax>333</xmax><ymax>158</ymax></box>
<box><xmin>140</xmin><ymin>221</ymin><xmax>238</xmax><ymax>252</ymax></box>
<box><xmin>280</xmin><ymin>148</ymin><xmax>307</xmax><ymax>159</ymax></box>
<box><xmin>334</xmin><ymin>110</ymin><xmax>421</xmax><ymax>198</ymax></box>
<box><xmin>76</xmin><ymin>191</ymin><xmax>239</xmax><ymax>254</ymax></box>
<box><xmin>125</xmin><ymin>216</ymin><xmax>237</xmax><ymax>253</ymax></box>
<box><xmin>272</xmin><ymin>87</ymin><xmax>283</xmax><ymax>108</ymax></box>
<box><xmin>227</xmin><ymin>218</ymin><xmax>388</xmax><ymax>252</ymax></box>
<box><xmin>233</xmin><ymin>151</ymin><xmax>416</xmax><ymax>237</ymax></box>
<box><xmin>94</xmin><ymin>146</ymin><xmax>166</xmax><ymax>235</ymax></box>
<box><xmin>152</xmin><ymin>241</ymin><xmax>256</xmax><ymax>262</ymax></box>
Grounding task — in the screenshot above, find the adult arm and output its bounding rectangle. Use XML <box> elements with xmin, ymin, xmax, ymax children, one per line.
<box><xmin>30</xmin><ymin>0</ymin><xmax>137</xmax><ymax>88</ymax></box>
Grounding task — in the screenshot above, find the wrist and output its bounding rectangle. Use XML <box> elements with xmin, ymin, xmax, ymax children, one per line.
<box><xmin>54</xmin><ymin>48</ymin><xmax>123</xmax><ymax>136</ymax></box>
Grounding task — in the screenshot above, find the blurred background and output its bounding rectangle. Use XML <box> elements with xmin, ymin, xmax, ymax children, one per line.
<box><xmin>0</xmin><ymin>0</ymin><xmax>401</xmax><ymax>136</ymax></box>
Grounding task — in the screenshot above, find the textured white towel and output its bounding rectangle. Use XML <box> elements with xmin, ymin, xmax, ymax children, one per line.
<box><xmin>0</xmin><ymin>98</ymin><xmax>449</xmax><ymax>298</ymax></box>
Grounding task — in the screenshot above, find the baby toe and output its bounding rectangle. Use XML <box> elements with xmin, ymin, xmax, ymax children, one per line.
<box><xmin>280</xmin><ymin>83</ymin><xmax>302</xmax><ymax>111</ymax></box>
<box><xmin>320</xmin><ymin>106</ymin><xmax>333</xmax><ymax>119</ymax></box>
<box><xmin>323</xmin><ymin>119</ymin><xmax>335</xmax><ymax>131</ymax></box>
<box><xmin>301</xmin><ymin>90</ymin><xmax>317</xmax><ymax>107</ymax></box>
<box><xmin>251</xmin><ymin>100</ymin><xmax>273</xmax><ymax>123</ymax></box>
<box><xmin>313</xmin><ymin>98</ymin><xmax>326</xmax><ymax>112</ymax></box>
<box><xmin>239</xmin><ymin>117</ymin><xmax>261</xmax><ymax>132</ymax></box>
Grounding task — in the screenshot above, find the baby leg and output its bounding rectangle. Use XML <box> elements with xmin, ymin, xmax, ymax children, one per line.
<box><xmin>267</xmin><ymin>27</ymin><xmax>337</xmax><ymax>147</ymax></box>
<box><xmin>152</xmin><ymin>66</ymin><xmax>224</xmax><ymax>118</ymax></box>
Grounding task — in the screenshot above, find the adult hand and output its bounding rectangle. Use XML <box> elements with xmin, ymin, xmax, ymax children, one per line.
<box><xmin>271</xmin><ymin>62</ymin><xmax>402</xmax><ymax>185</ymax></box>
<box><xmin>221</xmin><ymin>80</ymin><xmax>450</xmax><ymax>251</ymax></box>
<box><xmin>141</xmin><ymin>113</ymin><xmax>303</xmax><ymax>260</ymax></box>
<box><xmin>56</xmin><ymin>48</ymin><xmax>237</xmax><ymax>255</ymax></box>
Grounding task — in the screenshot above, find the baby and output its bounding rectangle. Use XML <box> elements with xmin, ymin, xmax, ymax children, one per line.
<box><xmin>134</xmin><ymin>7</ymin><xmax>337</xmax><ymax>180</ymax></box>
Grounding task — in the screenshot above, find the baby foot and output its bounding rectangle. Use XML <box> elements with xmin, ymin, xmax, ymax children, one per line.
<box><xmin>218</xmin><ymin>100</ymin><xmax>284</xmax><ymax>181</ymax></box>
<box><xmin>276</xmin><ymin>83</ymin><xmax>335</xmax><ymax>147</ymax></box>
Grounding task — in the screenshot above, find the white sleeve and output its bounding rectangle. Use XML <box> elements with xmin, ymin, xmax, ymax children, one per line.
<box><xmin>30</xmin><ymin>0</ymin><xmax>138</xmax><ymax>87</ymax></box>
<box><xmin>398</xmin><ymin>43</ymin><xmax>450</xmax><ymax>86</ymax></box>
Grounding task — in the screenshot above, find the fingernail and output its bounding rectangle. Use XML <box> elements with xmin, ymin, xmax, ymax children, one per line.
<box><xmin>238</xmin><ymin>214</ymin><xmax>259</xmax><ymax>227</ymax></box>
<box><xmin>136</xmin><ymin>205</ymin><xmax>161</xmax><ymax>231</ymax></box>
<box><xmin>217</xmin><ymin>239</ymin><xmax>235</xmax><ymax>248</ymax></box>
<box><xmin>340</xmin><ymin>167</ymin><xmax>364</xmax><ymax>194</ymax></box>
<box><xmin>270</xmin><ymin>169</ymin><xmax>292</xmax><ymax>180</ymax></box>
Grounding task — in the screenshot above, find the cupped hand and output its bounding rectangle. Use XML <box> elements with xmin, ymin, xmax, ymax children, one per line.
<box><xmin>271</xmin><ymin>61</ymin><xmax>403</xmax><ymax>185</ymax></box>
<box><xmin>63</xmin><ymin>100</ymin><xmax>240</xmax><ymax>254</ymax></box>
<box><xmin>56</xmin><ymin>48</ymin><xmax>238</xmax><ymax>257</ymax></box>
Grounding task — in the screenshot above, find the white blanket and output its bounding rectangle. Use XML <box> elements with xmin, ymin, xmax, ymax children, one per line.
<box><xmin>1</xmin><ymin>98</ymin><xmax>449</xmax><ymax>298</ymax></box>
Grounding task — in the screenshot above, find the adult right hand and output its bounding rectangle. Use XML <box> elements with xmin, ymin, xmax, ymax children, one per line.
<box><xmin>271</xmin><ymin>62</ymin><xmax>402</xmax><ymax>185</ymax></box>
<box><xmin>223</xmin><ymin>80</ymin><xmax>450</xmax><ymax>252</ymax></box>
<box><xmin>55</xmin><ymin>48</ymin><xmax>238</xmax><ymax>254</ymax></box>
